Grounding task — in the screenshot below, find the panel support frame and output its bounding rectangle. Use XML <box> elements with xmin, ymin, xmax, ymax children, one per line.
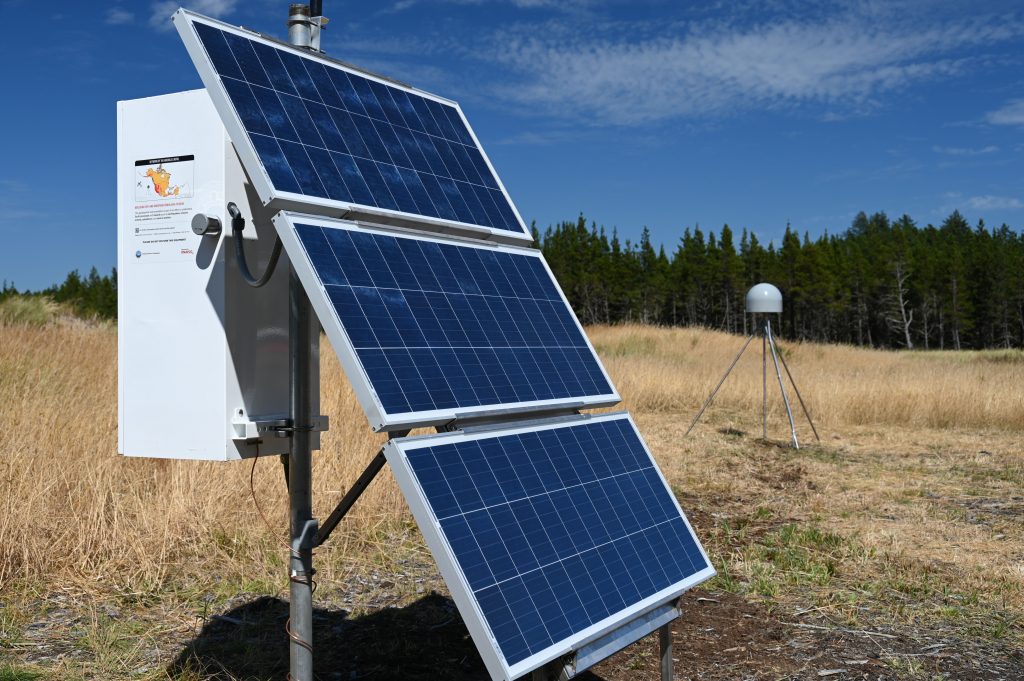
<box><xmin>314</xmin><ymin>428</ymin><xmax>410</xmax><ymax>548</ymax></box>
<box><xmin>529</xmin><ymin>600</ymin><xmax>681</xmax><ymax>680</ymax></box>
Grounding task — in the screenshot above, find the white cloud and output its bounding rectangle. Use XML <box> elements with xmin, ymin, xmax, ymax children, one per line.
<box><xmin>382</xmin><ymin>0</ymin><xmax>595</xmax><ymax>13</ymax></box>
<box><xmin>933</xmin><ymin>144</ymin><xmax>999</xmax><ymax>156</ymax></box>
<box><xmin>986</xmin><ymin>98</ymin><xmax>1024</xmax><ymax>126</ymax></box>
<box><xmin>105</xmin><ymin>7</ymin><xmax>134</xmax><ymax>25</ymax></box>
<box><xmin>149</xmin><ymin>0</ymin><xmax>238</xmax><ymax>30</ymax></box>
<box><xmin>477</xmin><ymin>10</ymin><xmax>1024</xmax><ymax>125</ymax></box>
<box><xmin>964</xmin><ymin>195</ymin><xmax>1024</xmax><ymax>211</ymax></box>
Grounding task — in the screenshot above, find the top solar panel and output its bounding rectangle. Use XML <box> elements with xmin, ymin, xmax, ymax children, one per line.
<box><xmin>173</xmin><ymin>10</ymin><xmax>530</xmax><ymax>243</ymax></box>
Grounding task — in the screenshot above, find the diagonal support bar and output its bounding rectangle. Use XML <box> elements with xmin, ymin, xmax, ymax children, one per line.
<box><xmin>685</xmin><ymin>333</ymin><xmax>755</xmax><ymax>437</ymax></box>
<box><xmin>762</xmin><ymin>329</ymin><xmax>768</xmax><ymax>440</ymax></box>
<box><xmin>315</xmin><ymin>451</ymin><xmax>387</xmax><ymax>548</ymax></box>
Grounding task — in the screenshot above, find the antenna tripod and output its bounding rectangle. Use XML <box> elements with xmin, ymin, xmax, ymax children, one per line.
<box><xmin>685</xmin><ymin>316</ymin><xmax>819</xmax><ymax>449</ymax></box>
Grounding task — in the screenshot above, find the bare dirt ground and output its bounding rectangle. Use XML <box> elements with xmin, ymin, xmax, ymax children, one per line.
<box><xmin>7</xmin><ymin>569</ymin><xmax>1021</xmax><ymax>680</ymax></box>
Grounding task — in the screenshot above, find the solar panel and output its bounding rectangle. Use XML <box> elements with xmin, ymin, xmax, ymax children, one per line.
<box><xmin>173</xmin><ymin>10</ymin><xmax>530</xmax><ymax>243</ymax></box>
<box><xmin>275</xmin><ymin>212</ymin><xmax>620</xmax><ymax>431</ymax></box>
<box><xmin>385</xmin><ymin>413</ymin><xmax>714</xmax><ymax>680</ymax></box>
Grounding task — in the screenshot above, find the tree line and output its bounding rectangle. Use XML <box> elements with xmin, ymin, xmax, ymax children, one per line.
<box><xmin>2</xmin><ymin>268</ymin><xmax>118</xmax><ymax>321</ymax></box>
<box><xmin>536</xmin><ymin>210</ymin><xmax>1024</xmax><ymax>350</ymax></box>
<box><xmin>5</xmin><ymin>209</ymin><xmax>1022</xmax><ymax>350</ymax></box>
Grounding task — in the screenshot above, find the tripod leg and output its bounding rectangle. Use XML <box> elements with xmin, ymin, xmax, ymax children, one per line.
<box><xmin>766</xmin><ymin>321</ymin><xmax>799</xmax><ymax>449</ymax></box>
<box><xmin>776</xmin><ymin>346</ymin><xmax>820</xmax><ymax>442</ymax></box>
<box><xmin>685</xmin><ymin>334</ymin><xmax>755</xmax><ymax>436</ymax></box>
<box><xmin>762</xmin><ymin>328</ymin><xmax>767</xmax><ymax>440</ymax></box>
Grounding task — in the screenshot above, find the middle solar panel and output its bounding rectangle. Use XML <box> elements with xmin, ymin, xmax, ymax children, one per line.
<box><xmin>275</xmin><ymin>213</ymin><xmax>621</xmax><ymax>430</ymax></box>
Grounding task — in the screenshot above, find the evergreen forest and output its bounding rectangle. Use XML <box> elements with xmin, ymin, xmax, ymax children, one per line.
<box><xmin>4</xmin><ymin>209</ymin><xmax>1024</xmax><ymax>351</ymax></box>
<box><xmin>537</xmin><ymin>210</ymin><xmax>1024</xmax><ymax>350</ymax></box>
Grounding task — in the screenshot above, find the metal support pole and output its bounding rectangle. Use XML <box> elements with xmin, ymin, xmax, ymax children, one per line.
<box><xmin>287</xmin><ymin>4</ymin><xmax>312</xmax><ymax>48</ymax></box>
<box><xmin>765</xmin><ymin>320</ymin><xmax>799</xmax><ymax>449</ymax></box>
<box><xmin>659</xmin><ymin>622</ymin><xmax>673</xmax><ymax>681</ymax></box>
<box><xmin>685</xmin><ymin>333</ymin><xmax>755</xmax><ymax>436</ymax></box>
<box><xmin>761</xmin><ymin>321</ymin><xmax>767</xmax><ymax>440</ymax></box>
<box><xmin>288</xmin><ymin>267</ymin><xmax>317</xmax><ymax>681</ymax></box>
<box><xmin>775</xmin><ymin>345</ymin><xmax>821</xmax><ymax>442</ymax></box>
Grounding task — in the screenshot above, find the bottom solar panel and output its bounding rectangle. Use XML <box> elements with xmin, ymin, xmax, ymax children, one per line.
<box><xmin>384</xmin><ymin>412</ymin><xmax>714</xmax><ymax>680</ymax></box>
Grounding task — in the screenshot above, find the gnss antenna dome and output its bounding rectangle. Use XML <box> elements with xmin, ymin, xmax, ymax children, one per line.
<box><xmin>746</xmin><ymin>282</ymin><xmax>783</xmax><ymax>314</ymax></box>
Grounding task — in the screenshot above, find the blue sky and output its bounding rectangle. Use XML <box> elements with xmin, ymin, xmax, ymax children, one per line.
<box><xmin>1</xmin><ymin>0</ymin><xmax>1022</xmax><ymax>290</ymax></box>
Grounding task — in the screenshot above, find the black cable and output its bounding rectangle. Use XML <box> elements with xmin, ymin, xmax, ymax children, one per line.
<box><xmin>229</xmin><ymin>202</ymin><xmax>282</xmax><ymax>288</ymax></box>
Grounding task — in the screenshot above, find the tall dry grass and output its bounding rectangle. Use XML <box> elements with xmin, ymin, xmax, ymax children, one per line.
<box><xmin>0</xmin><ymin>319</ymin><xmax>400</xmax><ymax>592</ymax></box>
<box><xmin>594</xmin><ymin>324</ymin><xmax>1024</xmax><ymax>432</ymax></box>
<box><xmin>1</xmin><ymin>321</ymin><xmax>1022</xmax><ymax>593</ymax></box>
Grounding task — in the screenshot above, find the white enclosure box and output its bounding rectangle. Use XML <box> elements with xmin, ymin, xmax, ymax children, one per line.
<box><xmin>117</xmin><ymin>89</ymin><xmax>320</xmax><ymax>460</ymax></box>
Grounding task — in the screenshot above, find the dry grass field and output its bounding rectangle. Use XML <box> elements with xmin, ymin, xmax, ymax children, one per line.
<box><xmin>1</xmin><ymin>317</ymin><xmax>1023</xmax><ymax>680</ymax></box>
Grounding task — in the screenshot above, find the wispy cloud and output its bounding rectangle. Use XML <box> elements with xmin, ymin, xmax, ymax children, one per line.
<box><xmin>964</xmin><ymin>194</ymin><xmax>1024</xmax><ymax>211</ymax></box>
<box><xmin>105</xmin><ymin>7</ymin><xmax>134</xmax><ymax>25</ymax></box>
<box><xmin>383</xmin><ymin>0</ymin><xmax>597</xmax><ymax>11</ymax></box>
<box><xmin>0</xmin><ymin>180</ymin><xmax>50</xmax><ymax>228</ymax></box>
<box><xmin>986</xmin><ymin>98</ymin><xmax>1024</xmax><ymax>126</ymax></box>
<box><xmin>149</xmin><ymin>0</ymin><xmax>238</xmax><ymax>30</ymax></box>
<box><xmin>472</xmin><ymin>7</ymin><xmax>1024</xmax><ymax>125</ymax></box>
<box><xmin>933</xmin><ymin>144</ymin><xmax>999</xmax><ymax>156</ymax></box>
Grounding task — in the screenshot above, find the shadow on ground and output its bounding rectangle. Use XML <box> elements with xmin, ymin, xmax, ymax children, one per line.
<box><xmin>168</xmin><ymin>592</ymin><xmax>606</xmax><ymax>681</ymax></box>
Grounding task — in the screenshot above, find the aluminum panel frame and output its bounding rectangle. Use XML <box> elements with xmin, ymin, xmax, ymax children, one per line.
<box><xmin>383</xmin><ymin>412</ymin><xmax>715</xmax><ymax>681</ymax></box>
<box><xmin>274</xmin><ymin>211</ymin><xmax>621</xmax><ymax>431</ymax></box>
<box><xmin>173</xmin><ymin>9</ymin><xmax>532</xmax><ymax>246</ymax></box>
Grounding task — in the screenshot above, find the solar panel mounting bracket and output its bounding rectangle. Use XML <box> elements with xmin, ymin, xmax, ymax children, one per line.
<box><xmin>443</xmin><ymin>403</ymin><xmax>588</xmax><ymax>433</ymax></box>
<box><xmin>530</xmin><ymin>599</ymin><xmax>681</xmax><ymax>680</ymax></box>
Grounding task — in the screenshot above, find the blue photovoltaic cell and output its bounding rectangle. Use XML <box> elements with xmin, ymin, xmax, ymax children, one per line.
<box><xmin>400</xmin><ymin>417</ymin><xmax>710</xmax><ymax>668</ymax></box>
<box><xmin>293</xmin><ymin>222</ymin><xmax>614</xmax><ymax>416</ymax></box>
<box><xmin>187</xmin><ymin>19</ymin><xmax>527</xmax><ymax>236</ymax></box>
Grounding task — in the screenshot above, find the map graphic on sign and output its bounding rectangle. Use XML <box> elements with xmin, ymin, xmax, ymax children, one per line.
<box><xmin>135</xmin><ymin>155</ymin><xmax>194</xmax><ymax>202</ymax></box>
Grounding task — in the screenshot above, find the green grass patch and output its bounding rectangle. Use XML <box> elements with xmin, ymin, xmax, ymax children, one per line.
<box><xmin>708</xmin><ymin>519</ymin><xmax>1024</xmax><ymax>645</ymax></box>
<box><xmin>0</xmin><ymin>664</ymin><xmax>42</xmax><ymax>681</ymax></box>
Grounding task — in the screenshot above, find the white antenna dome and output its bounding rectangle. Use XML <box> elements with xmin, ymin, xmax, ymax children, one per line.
<box><xmin>746</xmin><ymin>283</ymin><xmax>783</xmax><ymax>314</ymax></box>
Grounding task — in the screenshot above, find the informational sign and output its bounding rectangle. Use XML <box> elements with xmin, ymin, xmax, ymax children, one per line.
<box><xmin>131</xmin><ymin>154</ymin><xmax>199</xmax><ymax>263</ymax></box>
